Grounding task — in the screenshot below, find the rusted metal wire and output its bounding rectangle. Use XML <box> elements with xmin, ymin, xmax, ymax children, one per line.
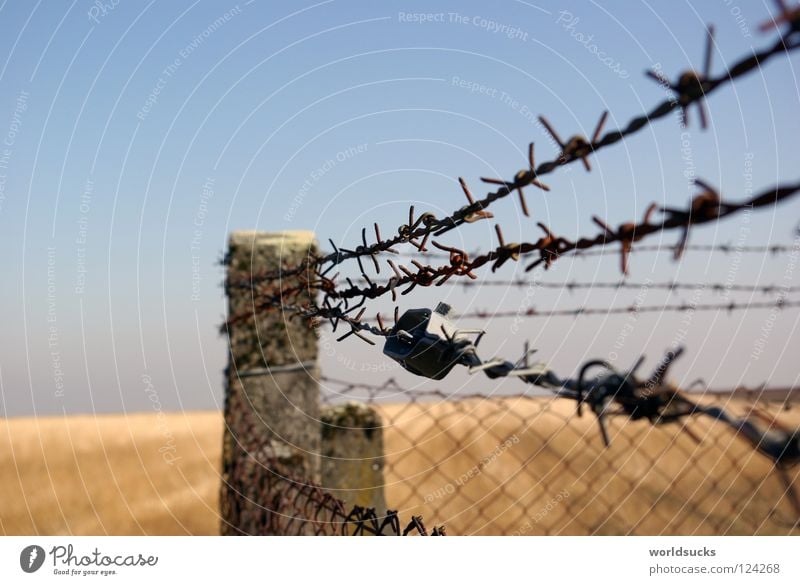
<box><xmin>646</xmin><ymin>25</ymin><xmax>716</xmax><ymax>129</ymax></box>
<box><xmin>229</xmin><ymin>24</ymin><xmax>800</xmax><ymax>284</ymax></box>
<box><xmin>226</xmin><ymin>179</ymin><xmax>800</xmax><ymax>339</ymax></box>
<box><xmin>221</xmin><ymin>17</ymin><xmax>800</xmax><ymax>342</ymax></box>
<box><xmin>344</xmin><ymin>277</ymin><xmax>800</xmax><ymax>295</ymax></box>
<box><xmin>761</xmin><ymin>0</ymin><xmax>800</xmax><ymax>32</ymax></box>
<box><xmin>322</xmin><ymin>181</ymin><xmax>800</xmax><ymax>303</ymax></box>
<box><xmin>319</xmin><ymin>372</ymin><xmax>800</xmax><ymax>531</ymax></box>
<box><xmin>353</xmin><ymin>298</ymin><xmax>800</xmax><ymax>322</ymax></box>
<box><xmin>571</xmin><ymin>242</ymin><xmax>799</xmax><ymax>257</ymax></box>
<box><xmin>322</xmin><ymin>342</ymin><xmax>800</xmax><ymax>469</ymax></box>
<box><xmin>227</xmin><ymin>243</ymin><xmax>796</xmax><ymax>290</ymax></box>
<box><xmin>221</xmin><ymin>389</ymin><xmax>444</xmax><ymax>536</ymax></box>
<box><xmin>220</xmin><ymin>5</ymin><xmax>800</xmax><ymax>536</ymax></box>
<box><xmin>352</xmin><ymin>242</ymin><xmax>799</xmax><ymax>261</ymax></box>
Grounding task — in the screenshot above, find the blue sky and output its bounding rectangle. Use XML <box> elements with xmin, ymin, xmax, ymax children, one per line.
<box><xmin>0</xmin><ymin>0</ymin><xmax>798</xmax><ymax>416</ymax></box>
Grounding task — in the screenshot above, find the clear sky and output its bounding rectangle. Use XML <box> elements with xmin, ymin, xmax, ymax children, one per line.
<box><xmin>0</xmin><ymin>0</ymin><xmax>798</xmax><ymax>417</ymax></box>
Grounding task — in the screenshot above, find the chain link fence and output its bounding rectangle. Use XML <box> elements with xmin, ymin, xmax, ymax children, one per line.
<box><xmin>221</xmin><ymin>10</ymin><xmax>800</xmax><ymax>536</ymax></box>
<box><xmin>321</xmin><ymin>380</ymin><xmax>799</xmax><ymax>535</ymax></box>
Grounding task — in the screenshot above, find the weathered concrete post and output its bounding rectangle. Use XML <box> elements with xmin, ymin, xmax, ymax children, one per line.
<box><xmin>321</xmin><ymin>402</ymin><xmax>388</xmax><ymax>513</ymax></box>
<box><xmin>220</xmin><ymin>230</ymin><xmax>320</xmax><ymax>535</ymax></box>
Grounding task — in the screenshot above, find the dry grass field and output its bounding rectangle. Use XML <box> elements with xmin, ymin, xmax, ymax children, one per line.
<box><xmin>1</xmin><ymin>396</ymin><xmax>798</xmax><ymax>535</ymax></box>
<box><xmin>381</xmin><ymin>395</ymin><xmax>800</xmax><ymax>535</ymax></box>
<box><xmin>0</xmin><ymin>412</ymin><xmax>222</xmax><ymax>535</ymax></box>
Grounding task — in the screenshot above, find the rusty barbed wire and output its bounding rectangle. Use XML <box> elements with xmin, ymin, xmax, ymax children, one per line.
<box><xmin>382</xmin><ymin>330</ymin><xmax>800</xmax><ymax>467</ymax></box>
<box><xmin>571</xmin><ymin>242</ymin><xmax>799</xmax><ymax>257</ymax></box>
<box><xmin>220</xmin><ymin>4</ymin><xmax>800</xmax><ymax>537</ymax></box>
<box><xmin>320</xmin><ymin>374</ymin><xmax>799</xmax><ymax>404</ymax></box>
<box><xmin>646</xmin><ymin>24</ymin><xmax>716</xmax><ymax>129</ymax></box>
<box><xmin>344</xmin><ymin>277</ymin><xmax>800</xmax><ymax>295</ymax></box>
<box><xmin>220</xmin><ymin>16</ymin><xmax>800</xmax><ymax>342</ymax></box>
<box><xmin>225</xmin><ymin>179</ymin><xmax>800</xmax><ymax>340</ymax></box>
<box><xmin>320</xmin><ymin>375</ymin><xmax>800</xmax><ymax>535</ymax></box>
<box><xmin>761</xmin><ymin>0</ymin><xmax>800</xmax><ymax>32</ymax></box>
<box><xmin>221</xmin><ymin>384</ymin><xmax>445</xmax><ymax>535</ymax></box>
<box><xmin>319</xmin><ymin>373</ymin><xmax>800</xmax><ymax>469</ymax></box>
<box><xmin>237</xmin><ymin>242</ymin><xmax>800</xmax><ymax>277</ymax></box>
<box><xmin>329</xmin><ymin>180</ymin><xmax>800</xmax><ymax>304</ymax></box>
<box><xmin>325</xmin><ymin>242</ymin><xmax>799</xmax><ymax>262</ymax></box>
<box><xmin>229</xmin><ymin>24</ymin><xmax>800</xmax><ymax>285</ymax></box>
<box><xmin>352</xmin><ymin>298</ymin><xmax>800</xmax><ymax>323</ymax></box>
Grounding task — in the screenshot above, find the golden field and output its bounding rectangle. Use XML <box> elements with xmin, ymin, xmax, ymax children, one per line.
<box><xmin>1</xmin><ymin>396</ymin><xmax>798</xmax><ymax>535</ymax></box>
<box><xmin>0</xmin><ymin>412</ymin><xmax>222</xmax><ymax>535</ymax></box>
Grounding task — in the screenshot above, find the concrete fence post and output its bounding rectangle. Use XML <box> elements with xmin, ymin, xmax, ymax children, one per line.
<box><xmin>220</xmin><ymin>230</ymin><xmax>321</xmax><ymax>535</ymax></box>
<box><xmin>320</xmin><ymin>402</ymin><xmax>388</xmax><ymax>513</ymax></box>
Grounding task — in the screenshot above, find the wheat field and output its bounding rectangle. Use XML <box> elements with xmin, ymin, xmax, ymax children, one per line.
<box><xmin>0</xmin><ymin>412</ymin><xmax>222</xmax><ymax>535</ymax></box>
<box><xmin>1</xmin><ymin>397</ymin><xmax>798</xmax><ymax>535</ymax></box>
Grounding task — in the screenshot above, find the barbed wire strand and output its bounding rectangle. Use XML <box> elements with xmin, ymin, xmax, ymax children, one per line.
<box><xmin>232</xmin><ymin>28</ymin><xmax>800</xmax><ymax>283</ymax></box>
<box><xmin>345</xmin><ymin>278</ymin><xmax>800</xmax><ymax>294</ymax></box>
<box><xmin>226</xmin><ymin>180</ymin><xmax>800</xmax><ymax>339</ymax></box>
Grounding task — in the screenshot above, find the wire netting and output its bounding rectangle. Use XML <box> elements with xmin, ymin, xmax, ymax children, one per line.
<box><xmin>321</xmin><ymin>380</ymin><xmax>799</xmax><ymax>535</ymax></box>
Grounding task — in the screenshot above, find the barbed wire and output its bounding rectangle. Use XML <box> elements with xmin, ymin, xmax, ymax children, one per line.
<box><xmin>326</xmin><ymin>181</ymin><xmax>800</xmax><ymax>300</ymax></box>
<box><xmin>231</xmin><ymin>26</ymin><xmax>800</xmax><ymax>285</ymax></box>
<box><xmin>222</xmin><ymin>8</ymin><xmax>800</xmax><ymax>531</ymax></box>
<box><xmin>570</xmin><ymin>242</ymin><xmax>800</xmax><ymax>257</ymax></box>
<box><xmin>382</xmin><ymin>333</ymin><xmax>800</xmax><ymax>465</ymax></box>
<box><xmin>221</xmin><ymin>384</ymin><xmax>445</xmax><ymax>535</ymax></box>
<box><xmin>222</xmin><ymin>8</ymin><xmax>800</xmax><ymax>440</ymax></box>
<box><xmin>226</xmin><ymin>180</ymin><xmax>800</xmax><ymax>339</ymax></box>
<box><xmin>319</xmin><ymin>375</ymin><xmax>799</xmax><ymax>404</ymax></box>
<box><xmin>318</xmin><ymin>374</ymin><xmax>800</xmax><ymax>531</ymax></box>
<box><xmin>346</xmin><ymin>277</ymin><xmax>800</xmax><ymax>295</ymax></box>
<box><xmin>349</xmin><ymin>298</ymin><xmax>800</xmax><ymax>323</ymax></box>
<box><xmin>357</xmin><ymin>242</ymin><xmax>799</xmax><ymax>261</ymax></box>
<box><xmin>321</xmin><ymin>345</ymin><xmax>800</xmax><ymax>468</ymax></box>
<box><xmin>221</xmin><ymin>19</ymin><xmax>800</xmax><ymax>340</ymax></box>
